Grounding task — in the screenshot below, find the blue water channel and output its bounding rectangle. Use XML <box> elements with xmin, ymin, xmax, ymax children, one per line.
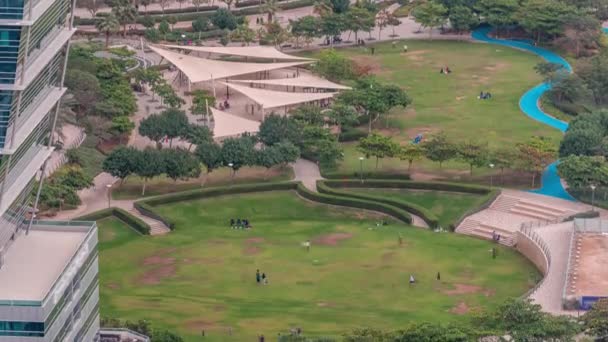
<box><xmin>471</xmin><ymin>26</ymin><xmax>574</xmax><ymax>200</ymax></box>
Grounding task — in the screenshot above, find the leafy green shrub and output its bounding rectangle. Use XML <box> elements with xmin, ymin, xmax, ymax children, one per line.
<box><xmin>321</xmin><ymin>171</ymin><xmax>411</xmax><ymax>180</ymax></box>
<box><xmin>321</xmin><ymin>179</ymin><xmax>490</xmax><ymax>194</ymax></box>
<box><xmin>338</xmin><ymin>126</ymin><xmax>367</xmax><ymax>142</ymax></box>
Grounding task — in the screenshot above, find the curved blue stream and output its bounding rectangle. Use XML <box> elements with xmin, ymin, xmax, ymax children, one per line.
<box><xmin>471</xmin><ymin>26</ymin><xmax>574</xmax><ymax>200</ymax></box>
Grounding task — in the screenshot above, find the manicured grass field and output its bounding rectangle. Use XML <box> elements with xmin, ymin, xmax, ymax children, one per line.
<box><xmin>305</xmin><ymin>40</ymin><xmax>562</xmax><ymax>176</ymax></box>
<box><xmin>99</xmin><ymin>191</ymin><xmax>539</xmax><ymax>341</ymax></box>
<box><xmin>343</xmin><ymin>188</ymin><xmax>488</xmax><ymax>228</ymax></box>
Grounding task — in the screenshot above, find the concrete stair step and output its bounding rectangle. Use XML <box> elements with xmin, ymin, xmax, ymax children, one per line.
<box><xmin>455</xmin><ymin>219</ymin><xmax>481</xmax><ymax>233</ymax></box>
<box><xmin>471</xmin><ymin>227</ymin><xmax>515</xmax><ymax>246</ymax></box>
<box><xmin>509</xmin><ymin>207</ymin><xmax>556</xmax><ymax>221</ymax></box>
<box><xmin>489</xmin><ymin>195</ymin><xmax>520</xmax><ymax>212</ymax></box>
<box><xmin>516</xmin><ymin>200</ymin><xmax>569</xmax><ymax>215</ymax></box>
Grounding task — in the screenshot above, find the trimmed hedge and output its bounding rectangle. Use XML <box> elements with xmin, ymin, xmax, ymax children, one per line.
<box><xmin>295</xmin><ymin>184</ymin><xmax>412</xmax><ymax>224</ymax></box>
<box><xmin>317</xmin><ymin>181</ymin><xmax>438</xmax><ymax>227</ymax></box>
<box><xmin>134</xmin><ymin>182</ymin><xmax>298</xmax><ymax>229</ymax></box>
<box><xmin>235</xmin><ymin>0</ymin><xmax>287</xmax><ymax>8</ymax></box>
<box><xmin>137</xmin><ymin>5</ymin><xmax>218</xmax><ymax>15</ymax></box>
<box><xmin>321</xmin><ymin>171</ymin><xmax>412</xmax><ymax>180</ymax></box>
<box><xmin>321</xmin><ymin>179</ymin><xmax>491</xmax><ymax>194</ymax></box>
<box><xmin>76</xmin><ymin>207</ymin><xmax>151</xmax><ymax>235</ymax></box>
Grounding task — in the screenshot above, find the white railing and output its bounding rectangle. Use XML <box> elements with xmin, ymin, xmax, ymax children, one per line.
<box><xmin>573</xmin><ymin>218</ymin><xmax>608</xmax><ymax>233</ymax></box>
<box><xmin>561</xmin><ymin>221</ymin><xmax>576</xmax><ymax>307</ymax></box>
<box><xmin>519</xmin><ymin>226</ymin><xmax>552</xmax><ymax>298</ymax></box>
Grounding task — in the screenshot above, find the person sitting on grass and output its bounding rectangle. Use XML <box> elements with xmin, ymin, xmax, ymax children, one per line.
<box><xmin>236</xmin><ymin>218</ymin><xmax>242</xmax><ymax>229</ymax></box>
<box><xmin>409</xmin><ymin>274</ymin><xmax>416</xmax><ymax>286</ymax></box>
<box><xmin>230</xmin><ymin>218</ymin><xmax>235</xmax><ymax>228</ymax></box>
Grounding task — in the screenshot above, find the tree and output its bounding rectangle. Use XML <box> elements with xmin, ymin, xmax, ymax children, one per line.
<box><xmin>258</xmin><ymin>114</ymin><xmax>302</xmax><ymax>146</ymax></box>
<box><xmin>164</xmin><ymin>92</ymin><xmax>185</xmax><ymax>109</ymax></box>
<box><xmin>139</xmin><ymin>113</ymin><xmax>167</xmax><ymax>147</ymax></box>
<box><xmin>357</xmin><ymin>133</ymin><xmax>398</xmax><ymax>169</ymax></box>
<box><xmin>95</xmin><ymin>14</ymin><xmax>120</xmax><ymax>48</ymax></box>
<box><xmin>329</xmin><ymin>0</ymin><xmax>349</xmax><ymax>13</ymax></box>
<box><xmin>221</xmin><ymin>136</ymin><xmax>256</xmax><ymax>175</ymax></box>
<box><xmin>559</xmin><ymin>128</ymin><xmax>603</xmax><ymax>157</ymax></box>
<box><xmin>159</xmin><ymin>20</ymin><xmax>171</xmax><ymax>38</ymax></box>
<box><xmin>301</xmin><ymin>125</ymin><xmax>342</xmax><ymax>167</ymax></box>
<box><xmin>457</xmin><ymin>141</ymin><xmax>489</xmax><ymax>176</ymax></box>
<box><xmin>256</xmin><ymin>146</ymin><xmax>281</xmax><ymax>178</ymax></box>
<box><xmin>516</xmin><ymin>0</ymin><xmax>571</xmax><ymax>43</ymax></box>
<box><xmin>412</xmin><ymin>1</ymin><xmax>448</xmax><ymax>38</ymax></box>
<box><xmin>422</xmin><ymin>132</ymin><xmax>457</xmax><ymax>168</ymax></box>
<box><xmin>231</xmin><ymin>23</ymin><xmax>256</xmax><ymax>45</ymax></box>
<box><xmin>175</xmin><ymin>0</ymin><xmax>186</xmax><ymax>8</ymax></box>
<box><xmin>448</xmin><ymin>5</ymin><xmax>478</xmax><ymax>33</ymax></box>
<box><xmin>167</xmin><ymin>15</ymin><xmax>178</xmax><ymax>30</ymax></box>
<box><xmin>557</xmin><ymin>155</ymin><xmax>608</xmax><ymax>189</ymax></box>
<box><xmin>195</xmin><ymin>141</ymin><xmax>222</xmax><ymax>184</ymax></box>
<box><xmin>150</xmin><ymin>330</ymin><xmax>184</xmax><ymax>342</ymax></box>
<box><xmin>190</xmin><ymin>89</ymin><xmax>215</xmax><ymax>122</ymax></box>
<box><xmin>182</xmin><ymin>124</ymin><xmax>213</xmax><ymax>151</ymax></box>
<box><xmin>583</xmin><ymin>298</ymin><xmax>608</xmax><ymax>339</ymax></box>
<box><xmin>337</xmin><ymin>77</ymin><xmax>411</xmax><ymax>132</ymax></box>
<box><xmin>162</xmin><ymin>148</ymin><xmax>201</xmax><ymax>181</ymax></box>
<box><xmin>320</xmin><ymin>13</ymin><xmax>347</xmax><ymax>45</ymax></box>
<box><xmin>102</xmin><ymin>146</ymin><xmax>139</xmax><ymax>183</ymax></box>
<box><xmin>134</xmin><ymin>148</ymin><xmax>165</xmax><ymax>195</ymax></box>
<box><xmin>65</xmin><ymin>69</ymin><xmax>102</xmax><ymax>115</ymax></box>
<box><xmin>313</xmin><ymin>0</ymin><xmax>332</xmax><ymax>17</ymax></box>
<box><xmin>475</xmin><ymin>0</ymin><xmax>518</xmax><ymax>37</ymax></box>
<box><xmin>290</xmin><ymin>16</ymin><xmax>321</xmax><ymax>47</ymax></box>
<box><xmin>475</xmin><ymin>298</ymin><xmax>580</xmax><ymax>341</ymax></box>
<box><xmin>556</xmin><ymin>12</ymin><xmax>600</xmax><ymax>58</ymax></box>
<box><xmin>489</xmin><ymin>147</ymin><xmax>517</xmax><ymax>183</ymax></box>
<box><xmin>111</xmin><ymin>0</ymin><xmax>137</xmax><ymax>36</ymax></box>
<box><xmin>399</xmin><ymin>143</ymin><xmax>424</xmax><ymax>172</ymax></box>
<box><xmin>211</xmin><ymin>8</ymin><xmax>238</xmax><ymax>29</ymax></box>
<box><xmin>326</xmin><ymin>103</ymin><xmax>359</xmax><ymax>140</ymax></box>
<box><xmin>274</xmin><ymin>140</ymin><xmax>300</xmax><ymax>166</ymax></box>
<box><xmin>517</xmin><ymin>136</ymin><xmax>557</xmax><ymax>187</ymax></box>
<box><xmin>262</xmin><ymin>0</ymin><xmax>279</xmax><ymax>22</ymax></box>
<box><xmin>145</xmin><ymin>28</ymin><xmax>161</xmax><ymax>42</ymax></box>
<box><xmin>262</xmin><ymin>21</ymin><xmax>291</xmax><ymax>48</ymax></box>
<box><xmin>376</xmin><ymin>9</ymin><xmax>390</xmax><ymax>40</ymax></box>
<box><xmin>141</xmin><ymin>15</ymin><xmax>155</xmax><ymax>29</ymax></box>
<box><xmin>111</xmin><ymin>116</ymin><xmax>135</xmax><ymax>143</ymax></box>
<box><xmin>534</xmin><ymin>62</ymin><xmax>565</xmax><ymax>84</ymax></box>
<box><xmin>140</xmin><ymin>0</ymin><xmax>152</xmax><ymax>11</ymax></box>
<box><xmin>578</xmin><ymin>53</ymin><xmax>608</xmax><ymax>106</ymax></box>
<box><xmin>192</xmin><ymin>16</ymin><xmax>210</xmax><ymax>32</ymax></box>
<box><xmin>161</xmin><ymin>109</ymin><xmax>190</xmax><ymax>147</ymax></box>
<box><xmin>312</xmin><ymin>49</ymin><xmax>356</xmax><ymax>81</ymax></box>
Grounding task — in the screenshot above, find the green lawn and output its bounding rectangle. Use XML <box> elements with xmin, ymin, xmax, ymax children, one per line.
<box><xmin>305</xmin><ymin>40</ymin><xmax>563</xmax><ymax>177</ymax></box>
<box><xmin>99</xmin><ymin>191</ymin><xmax>539</xmax><ymax>341</ymax></box>
<box><xmin>343</xmin><ymin>188</ymin><xmax>487</xmax><ymax>228</ymax></box>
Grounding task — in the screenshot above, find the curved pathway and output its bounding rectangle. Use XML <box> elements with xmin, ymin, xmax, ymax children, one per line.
<box><xmin>472</xmin><ymin>27</ymin><xmax>574</xmax><ymax>201</ymax></box>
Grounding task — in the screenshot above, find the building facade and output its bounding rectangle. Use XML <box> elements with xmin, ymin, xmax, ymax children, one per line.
<box><xmin>0</xmin><ymin>0</ymin><xmax>100</xmax><ymax>340</ymax></box>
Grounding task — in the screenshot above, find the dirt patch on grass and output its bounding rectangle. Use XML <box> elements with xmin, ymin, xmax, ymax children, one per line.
<box><xmin>483</xmin><ymin>62</ymin><xmax>508</xmax><ymax>72</ymax></box>
<box><xmin>107</xmin><ymin>283</ymin><xmax>120</xmax><ymax>290</ymax></box>
<box><xmin>244</xmin><ymin>246</ymin><xmax>261</xmax><ymax>255</ymax></box>
<box><xmin>449</xmin><ymin>301</ymin><xmax>470</xmax><ymax>315</ymax></box>
<box><xmin>403</xmin><ymin>50</ymin><xmax>430</xmax><ymax>62</ymax></box>
<box><xmin>246</xmin><ymin>237</ymin><xmax>265</xmax><ymax>244</ymax></box>
<box><xmin>381</xmin><ymin>251</ymin><xmax>395</xmax><ymax>262</ymax></box>
<box><xmin>139</xmin><ymin>265</ymin><xmax>176</xmax><ymax>285</ymax></box>
<box><xmin>442</xmin><ymin>283</ymin><xmax>495</xmax><ymax>297</ymax></box>
<box><xmin>317</xmin><ymin>301</ymin><xmax>335</xmax><ymax>307</ymax></box>
<box><xmin>142</xmin><ymin>256</ymin><xmax>175</xmax><ymax>266</ymax></box>
<box><xmin>351</xmin><ymin>55</ymin><xmax>383</xmax><ymax>73</ymax></box>
<box><xmin>313</xmin><ymin>233</ymin><xmax>353</xmax><ymax>246</ymax></box>
<box><xmin>185</xmin><ymin>319</ymin><xmax>217</xmax><ymax>331</ymax></box>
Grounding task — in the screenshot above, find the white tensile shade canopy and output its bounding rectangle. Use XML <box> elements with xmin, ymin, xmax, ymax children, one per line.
<box><xmin>161</xmin><ymin>44</ymin><xmax>314</xmax><ymax>61</ymax></box>
<box><xmin>149</xmin><ymin>46</ymin><xmax>312</xmax><ymax>83</ymax></box>
<box><xmin>211</xmin><ymin>107</ymin><xmax>260</xmax><ymax>138</ymax></box>
<box><xmin>230</xmin><ymin>75</ymin><xmax>352</xmax><ymax>90</ymax></box>
<box><xmin>222</xmin><ymin>82</ymin><xmax>337</xmax><ymax>109</ymax></box>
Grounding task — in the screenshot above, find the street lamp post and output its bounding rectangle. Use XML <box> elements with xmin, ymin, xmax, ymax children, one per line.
<box><xmin>489</xmin><ymin>163</ymin><xmax>495</xmax><ymax>189</ymax></box>
<box><xmin>591</xmin><ymin>184</ymin><xmax>597</xmax><ymax>212</ymax></box>
<box><xmin>359</xmin><ymin>157</ymin><xmax>365</xmax><ymax>184</ymax></box>
<box><xmin>228</xmin><ymin>163</ymin><xmax>234</xmax><ymax>185</ymax></box>
<box><xmin>106</xmin><ymin>184</ymin><xmax>112</xmax><ymax>208</ymax></box>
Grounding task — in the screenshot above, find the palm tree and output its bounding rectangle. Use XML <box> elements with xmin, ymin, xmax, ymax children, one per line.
<box><xmin>95</xmin><ymin>14</ymin><xmax>120</xmax><ymax>48</ymax></box>
<box><xmin>112</xmin><ymin>1</ymin><xmax>137</xmax><ymax>37</ymax></box>
<box><xmin>262</xmin><ymin>0</ymin><xmax>278</xmax><ymax>23</ymax></box>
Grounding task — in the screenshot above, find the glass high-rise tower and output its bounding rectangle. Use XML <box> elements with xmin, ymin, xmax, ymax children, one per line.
<box><xmin>0</xmin><ymin>0</ymin><xmax>100</xmax><ymax>340</ymax></box>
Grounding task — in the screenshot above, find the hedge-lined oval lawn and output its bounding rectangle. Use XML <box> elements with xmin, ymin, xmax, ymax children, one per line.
<box><xmin>99</xmin><ymin>191</ymin><xmax>538</xmax><ymax>341</ymax></box>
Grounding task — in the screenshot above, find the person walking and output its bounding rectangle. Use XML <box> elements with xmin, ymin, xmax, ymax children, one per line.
<box><xmin>262</xmin><ymin>273</ymin><xmax>267</xmax><ymax>285</ymax></box>
<box><xmin>256</xmin><ymin>269</ymin><xmax>261</xmax><ymax>284</ymax></box>
<box><xmin>304</xmin><ymin>240</ymin><xmax>311</xmax><ymax>252</ymax></box>
<box><xmin>437</xmin><ymin>272</ymin><xmax>441</xmax><ymax>281</ymax></box>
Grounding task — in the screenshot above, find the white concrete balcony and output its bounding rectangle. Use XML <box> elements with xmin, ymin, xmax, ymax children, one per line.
<box><xmin>0</xmin><ymin>144</ymin><xmax>52</xmax><ymax>216</ymax></box>
<box><xmin>0</xmin><ymin>0</ymin><xmax>69</xmax><ymax>26</ymax></box>
<box><xmin>0</xmin><ymin>27</ymin><xmax>73</xmax><ymax>91</ymax></box>
<box><xmin>1</xmin><ymin>87</ymin><xmax>64</xmax><ymax>155</ymax></box>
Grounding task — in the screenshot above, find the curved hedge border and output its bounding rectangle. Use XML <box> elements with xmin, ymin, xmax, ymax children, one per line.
<box><xmin>295</xmin><ymin>183</ymin><xmax>413</xmax><ymax>224</ymax></box>
<box><xmin>133</xmin><ymin>181</ymin><xmax>414</xmax><ymax>229</ymax></box>
<box><xmin>134</xmin><ymin>182</ymin><xmax>299</xmax><ymax>229</ymax></box>
<box><xmin>318</xmin><ymin>179</ymin><xmax>500</xmax><ymax>229</ymax></box>
<box><xmin>76</xmin><ymin>207</ymin><xmax>151</xmax><ymax>235</ymax></box>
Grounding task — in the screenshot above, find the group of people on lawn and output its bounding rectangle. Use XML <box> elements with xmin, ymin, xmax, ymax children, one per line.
<box><xmin>230</xmin><ymin>218</ymin><xmax>251</xmax><ymax>229</ymax></box>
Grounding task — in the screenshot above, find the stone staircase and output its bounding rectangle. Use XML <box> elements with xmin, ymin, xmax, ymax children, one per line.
<box><xmin>127</xmin><ymin>206</ymin><xmax>170</xmax><ymax>235</ymax></box>
<box><xmin>456</xmin><ymin>218</ymin><xmax>516</xmax><ymax>246</ymax></box>
<box><xmin>489</xmin><ymin>194</ymin><xmax>573</xmax><ymax>222</ymax></box>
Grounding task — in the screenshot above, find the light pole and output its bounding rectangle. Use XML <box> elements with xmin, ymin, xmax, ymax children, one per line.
<box><xmin>359</xmin><ymin>157</ymin><xmax>365</xmax><ymax>184</ymax></box>
<box><xmin>590</xmin><ymin>184</ymin><xmax>597</xmax><ymax>212</ymax></box>
<box><xmin>228</xmin><ymin>163</ymin><xmax>234</xmax><ymax>185</ymax></box>
<box><xmin>106</xmin><ymin>184</ymin><xmax>112</xmax><ymax>208</ymax></box>
<box><xmin>489</xmin><ymin>163</ymin><xmax>495</xmax><ymax>189</ymax></box>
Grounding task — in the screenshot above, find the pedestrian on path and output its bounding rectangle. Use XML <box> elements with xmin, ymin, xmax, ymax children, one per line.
<box><xmin>256</xmin><ymin>269</ymin><xmax>261</xmax><ymax>283</ymax></box>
